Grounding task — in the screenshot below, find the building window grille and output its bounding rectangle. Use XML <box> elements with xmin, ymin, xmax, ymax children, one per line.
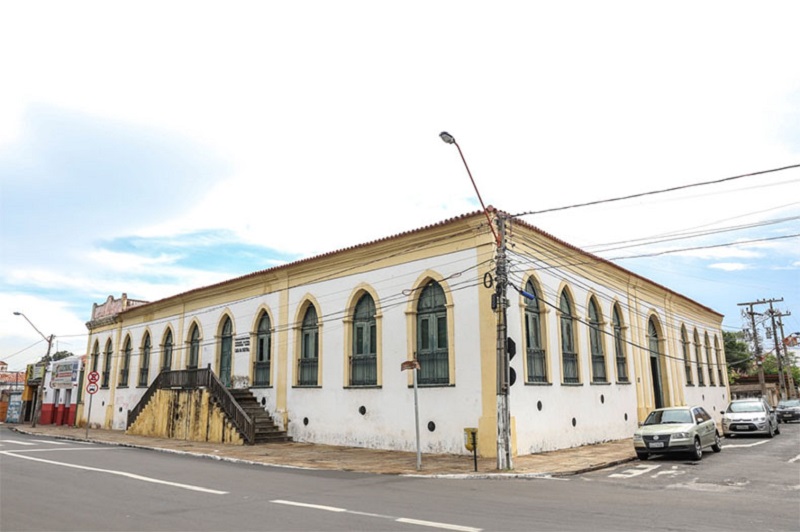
<box><xmin>188</xmin><ymin>325</ymin><xmax>200</xmax><ymax>369</ymax></box>
<box><xmin>704</xmin><ymin>334</ymin><xmax>715</xmax><ymax>386</ymax></box>
<box><xmin>161</xmin><ymin>329</ymin><xmax>173</xmax><ymax>372</ymax></box>
<box><xmin>416</xmin><ymin>281</ymin><xmax>449</xmax><ymax>385</ymax></box>
<box><xmin>715</xmin><ymin>336</ymin><xmax>724</xmax><ymax>385</ymax></box>
<box><xmin>351</xmin><ymin>294</ymin><xmax>377</xmax><ymax>386</ymax></box>
<box><xmin>101</xmin><ymin>340</ymin><xmax>112</xmax><ymax>388</ymax></box>
<box><xmin>254</xmin><ymin>312</ymin><xmax>271</xmax><ymax>386</ymax></box>
<box><xmin>681</xmin><ymin>326</ymin><xmax>693</xmax><ymax>385</ymax></box>
<box><xmin>524</xmin><ymin>280</ymin><xmax>546</xmax><ymax>383</ymax></box>
<box><xmin>694</xmin><ymin>330</ymin><xmax>704</xmax><ymax>386</ymax></box>
<box><xmin>560</xmin><ymin>291</ymin><xmax>579</xmax><ymax>383</ymax></box>
<box><xmin>612</xmin><ymin>305</ymin><xmax>628</xmax><ymax>382</ymax></box>
<box><xmin>219</xmin><ymin>317</ymin><xmax>233</xmax><ymax>387</ymax></box>
<box><xmin>298</xmin><ymin>306</ymin><xmax>319</xmax><ymax>386</ymax></box>
<box><xmin>138</xmin><ymin>333</ymin><xmax>151</xmax><ymax>386</ymax></box>
<box><xmin>91</xmin><ymin>341</ymin><xmax>99</xmax><ymax>372</ymax></box>
<box><xmin>588</xmin><ymin>298</ymin><xmax>607</xmax><ymax>383</ymax></box>
<box><xmin>119</xmin><ymin>337</ymin><xmax>131</xmax><ymax>387</ymax></box>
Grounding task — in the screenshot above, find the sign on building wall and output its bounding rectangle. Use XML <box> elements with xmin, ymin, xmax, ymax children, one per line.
<box><xmin>235</xmin><ymin>335</ymin><xmax>250</xmax><ymax>355</ymax></box>
<box><xmin>5</xmin><ymin>392</ymin><xmax>23</xmax><ymax>423</ymax></box>
<box><xmin>52</xmin><ymin>361</ymin><xmax>79</xmax><ymax>389</ymax></box>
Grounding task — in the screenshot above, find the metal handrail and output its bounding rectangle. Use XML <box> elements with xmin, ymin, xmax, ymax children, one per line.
<box><xmin>126</xmin><ymin>367</ymin><xmax>255</xmax><ymax>444</ymax></box>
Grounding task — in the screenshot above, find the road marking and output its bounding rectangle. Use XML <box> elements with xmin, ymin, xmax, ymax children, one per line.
<box><xmin>1</xmin><ymin>451</ymin><xmax>228</xmax><ymax>494</ymax></box>
<box><xmin>789</xmin><ymin>454</ymin><xmax>800</xmax><ymax>464</ymax></box>
<box><xmin>396</xmin><ymin>518</ymin><xmax>482</xmax><ymax>531</ymax></box>
<box><xmin>609</xmin><ymin>464</ymin><xmax>660</xmax><ymax>478</ymax></box>
<box><xmin>271</xmin><ymin>500</ymin><xmax>347</xmax><ymax>512</ymax></box>
<box><xmin>651</xmin><ymin>466</ymin><xmax>685</xmax><ymax>478</ymax></box>
<box><xmin>30</xmin><ymin>439</ymin><xmax>68</xmax><ymax>445</ymax></box>
<box><xmin>271</xmin><ymin>500</ymin><xmax>481</xmax><ymax>531</ymax></box>
<box><xmin>0</xmin><ymin>440</ymin><xmax>36</xmax><ymax>445</ymax></box>
<box><xmin>723</xmin><ymin>440</ymin><xmax>768</xmax><ymax>448</ymax></box>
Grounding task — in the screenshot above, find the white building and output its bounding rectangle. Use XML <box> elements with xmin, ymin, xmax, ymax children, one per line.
<box><xmin>81</xmin><ymin>209</ymin><xmax>729</xmax><ymax>457</ymax></box>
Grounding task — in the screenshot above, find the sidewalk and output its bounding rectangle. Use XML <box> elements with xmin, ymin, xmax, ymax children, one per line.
<box><xmin>7</xmin><ymin>424</ymin><xmax>635</xmax><ymax>478</ymax></box>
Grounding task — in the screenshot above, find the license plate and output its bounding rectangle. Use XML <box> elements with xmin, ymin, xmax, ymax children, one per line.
<box><xmin>649</xmin><ymin>442</ymin><xmax>664</xmax><ymax>448</ymax></box>
<box><xmin>734</xmin><ymin>425</ymin><xmax>749</xmax><ymax>430</ymax></box>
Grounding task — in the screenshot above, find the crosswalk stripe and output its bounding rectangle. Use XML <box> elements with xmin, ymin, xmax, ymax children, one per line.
<box><xmin>0</xmin><ymin>440</ymin><xmax>36</xmax><ymax>446</ymax></box>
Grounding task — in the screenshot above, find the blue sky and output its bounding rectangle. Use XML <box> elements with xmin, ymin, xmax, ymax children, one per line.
<box><xmin>1</xmin><ymin>1</ymin><xmax>799</xmax><ymax>369</ymax></box>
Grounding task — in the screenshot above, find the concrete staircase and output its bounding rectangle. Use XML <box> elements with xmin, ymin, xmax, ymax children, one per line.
<box><xmin>229</xmin><ymin>389</ymin><xmax>291</xmax><ymax>444</ymax></box>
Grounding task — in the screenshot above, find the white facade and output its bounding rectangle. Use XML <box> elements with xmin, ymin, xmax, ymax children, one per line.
<box><xmin>81</xmin><ymin>210</ymin><xmax>729</xmax><ymax>456</ymax></box>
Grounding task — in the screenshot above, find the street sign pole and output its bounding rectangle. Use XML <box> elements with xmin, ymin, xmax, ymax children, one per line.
<box><xmin>401</xmin><ymin>359</ymin><xmax>422</xmax><ymax>471</ymax></box>
<box><xmin>85</xmin><ymin>392</ymin><xmax>93</xmax><ymax>440</ymax></box>
<box><xmin>85</xmin><ymin>371</ymin><xmax>100</xmax><ymax>439</ymax></box>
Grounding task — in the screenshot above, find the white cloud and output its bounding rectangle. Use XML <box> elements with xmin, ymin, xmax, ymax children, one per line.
<box><xmin>709</xmin><ymin>263</ymin><xmax>752</xmax><ymax>272</ymax></box>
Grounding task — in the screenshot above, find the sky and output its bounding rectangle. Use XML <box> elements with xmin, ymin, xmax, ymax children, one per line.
<box><xmin>1</xmin><ymin>1</ymin><xmax>799</xmax><ymax>370</ymax></box>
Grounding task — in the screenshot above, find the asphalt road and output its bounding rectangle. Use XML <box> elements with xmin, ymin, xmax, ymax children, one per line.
<box><xmin>2</xmin><ymin>423</ymin><xmax>798</xmax><ymax>531</ymax></box>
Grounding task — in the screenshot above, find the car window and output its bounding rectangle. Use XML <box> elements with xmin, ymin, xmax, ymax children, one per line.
<box><xmin>779</xmin><ymin>400</ymin><xmax>800</xmax><ymax>407</ymax></box>
<box><xmin>694</xmin><ymin>408</ymin><xmax>710</xmax><ymax>422</ymax></box>
<box><xmin>728</xmin><ymin>401</ymin><xmax>765</xmax><ymax>413</ymax></box>
<box><xmin>645</xmin><ymin>409</ymin><xmax>693</xmax><ymax>425</ymax></box>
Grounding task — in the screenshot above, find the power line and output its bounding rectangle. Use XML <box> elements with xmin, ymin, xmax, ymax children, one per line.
<box><xmin>512</xmin><ymin>163</ymin><xmax>800</xmax><ymax>217</ymax></box>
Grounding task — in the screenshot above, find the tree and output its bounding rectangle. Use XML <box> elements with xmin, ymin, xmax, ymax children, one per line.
<box><xmin>724</xmin><ymin>331</ymin><xmax>751</xmax><ymax>381</ymax></box>
<box><xmin>39</xmin><ymin>350</ymin><xmax>74</xmax><ymax>364</ymax></box>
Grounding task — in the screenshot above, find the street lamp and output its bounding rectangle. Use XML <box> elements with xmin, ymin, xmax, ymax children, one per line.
<box><xmin>439</xmin><ymin>131</ymin><xmax>512</xmax><ymax>470</ymax></box>
<box><xmin>13</xmin><ymin>311</ymin><xmax>54</xmax><ymax>427</ymax></box>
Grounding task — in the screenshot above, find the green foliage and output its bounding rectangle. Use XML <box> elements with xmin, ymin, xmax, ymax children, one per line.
<box><xmin>39</xmin><ymin>350</ymin><xmax>74</xmax><ymax>363</ymax></box>
<box><xmin>723</xmin><ymin>331</ymin><xmax>751</xmax><ymax>374</ymax></box>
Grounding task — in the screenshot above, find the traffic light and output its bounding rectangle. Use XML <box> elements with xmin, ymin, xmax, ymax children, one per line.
<box><xmin>507</xmin><ymin>337</ymin><xmax>516</xmax><ymax>386</ymax></box>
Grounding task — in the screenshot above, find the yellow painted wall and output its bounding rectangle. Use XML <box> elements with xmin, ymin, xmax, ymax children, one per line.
<box><xmin>127</xmin><ymin>389</ymin><xmax>244</xmax><ymax>445</ymax></box>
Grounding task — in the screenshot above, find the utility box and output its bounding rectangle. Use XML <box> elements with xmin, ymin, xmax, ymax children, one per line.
<box><xmin>463</xmin><ymin>427</ymin><xmax>478</xmax><ymax>451</ymax></box>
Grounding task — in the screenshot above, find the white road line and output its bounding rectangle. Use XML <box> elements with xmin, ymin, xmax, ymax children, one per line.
<box><xmin>789</xmin><ymin>454</ymin><xmax>800</xmax><ymax>464</ymax></box>
<box><xmin>609</xmin><ymin>464</ymin><xmax>660</xmax><ymax>478</ymax></box>
<box><xmin>271</xmin><ymin>500</ymin><xmax>481</xmax><ymax>531</ymax></box>
<box><xmin>396</xmin><ymin>518</ymin><xmax>482</xmax><ymax>532</ymax></box>
<box><xmin>30</xmin><ymin>439</ymin><xmax>67</xmax><ymax>445</ymax></box>
<box><xmin>271</xmin><ymin>500</ymin><xmax>347</xmax><ymax>512</ymax></box>
<box><xmin>723</xmin><ymin>440</ymin><xmax>769</xmax><ymax>448</ymax></box>
<box><xmin>0</xmin><ymin>440</ymin><xmax>36</xmax><ymax>445</ymax></box>
<box><xmin>1</xmin><ymin>451</ymin><xmax>228</xmax><ymax>494</ymax></box>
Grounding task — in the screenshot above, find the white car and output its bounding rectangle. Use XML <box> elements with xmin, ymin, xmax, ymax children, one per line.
<box><xmin>634</xmin><ymin>406</ymin><xmax>722</xmax><ymax>461</ymax></box>
<box><xmin>722</xmin><ymin>398</ymin><xmax>780</xmax><ymax>438</ymax></box>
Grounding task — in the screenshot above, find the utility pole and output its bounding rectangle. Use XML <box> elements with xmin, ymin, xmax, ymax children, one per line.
<box><xmin>13</xmin><ymin>312</ymin><xmax>54</xmax><ymax>428</ymax></box>
<box><xmin>738</xmin><ymin>301</ymin><xmax>767</xmax><ymax>399</ymax></box>
<box><xmin>779</xmin><ymin>319</ymin><xmax>797</xmax><ymax>399</ymax></box>
<box><xmin>495</xmin><ymin>213</ymin><xmax>512</xmax><ymax>470</ymax></box>
<box><xmin>766</xmin><ymin>301</ymin><xmax>790</xmax><ymax>401</ymax></box>
<box><xmin>440</xmin><ymin>131</ymin><xmax>512</xmax><ymax>470</ymax></box>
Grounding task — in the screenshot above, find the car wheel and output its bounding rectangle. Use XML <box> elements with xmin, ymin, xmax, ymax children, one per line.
<box><xmin>690</xmin><ymin>437</ymin><xmax>703</xmax><ymax>461</ymax></box>
<box><xmin>711</xmin><ymin>432</ymin><xmax>722</xmax><ymax>453</ymax></box>
<box><xmin>636</xmin><ymin>451</ymin><xmax>649</xmax><ymax>460</ymax></box>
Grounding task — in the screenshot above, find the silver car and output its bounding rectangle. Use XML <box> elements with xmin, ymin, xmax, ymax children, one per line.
<box><xmin>634</xmin><ymin>406</ymin><xmax>722</xmax><ymax>461</ymax></box>
<box><xmin>721</xmin><ymin>398</ymin><xmax>780</xmax><ymax>438</ymax></box>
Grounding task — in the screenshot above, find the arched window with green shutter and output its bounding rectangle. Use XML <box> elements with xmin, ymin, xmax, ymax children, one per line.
<box><xmin>416</xmin><ymin>281</ymin><xmax>449</xmax><ymax>385</ymax></box>
<box><xmin>351</xmin><ymin>293</ymin><xmax>377</xmax><ymax>386</ymax></box>
<box><xmin>524</xmin><ymin>279</ymin><xmax>546</xmax><ymax>383</ymax></box>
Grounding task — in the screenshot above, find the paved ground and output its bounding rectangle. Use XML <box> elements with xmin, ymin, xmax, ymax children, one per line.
<box><xmin>6</xmin><ymin>423</ymin><xmax>636</xmax><ymax>478</ymax></box>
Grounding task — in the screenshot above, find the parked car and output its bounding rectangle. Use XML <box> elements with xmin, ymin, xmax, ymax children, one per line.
<box><xmin>633</xmin><ymin>406</ymin><xmax>721</xmax><ymax>461</ymax></box>
<box><xmin>776</xmin><ymin>399</ymin><xmax>800</xmax><ymax>423</ymax></box>
<box><xmin>721</xmin><ymin>398</ymin><xmax>779</xmax><ymax>438</ymax></box>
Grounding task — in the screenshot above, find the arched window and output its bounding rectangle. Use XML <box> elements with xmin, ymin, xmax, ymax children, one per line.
<box><xmin>119</xmin><ymin>336</ymin><xmax>132</xmax><ymax>387</ymax></box>
<box><xmin>298</xmin><ymin>305</ymin><xmax>319</xmax><ymax>385</ymax></box>
<box><xmin>648</xmin><ymin>318</ymin><xmax>665</xmax><ymax>408</ymax></box>
<box><xmin>91</xmin><ymin>341</ymin><xmax>100</xmax><ymax>372</ymax></box>
<box><xmin>161</xmin><ymin>329</ymin><xmax>173</xmax><ymax>372</ymax></box>
<box><xmin>681</xmin><ymin>326</ymin><xmax>693</xmax><ymax>385</ymax></box>
<box><xmin>588</xmin><ymin>298</ymin><xmax>606</xmax><ymax>383</ymax></box>
<box><xmin>612</xmin><ymin>305</ymin><xmax>628</xmax><ymax>383</ymax></box>
<box><xmin>705</xmin><ymin>333</ymin><xmax>715</xmax><ymax>386</ymax></box>
<box><xmin>416</xmin><ymin>281</ymin><xmax>449</xmax><ymax>385</ymax></box>
<box><xmin>351</xmin><ymin>293</ymin><xmax>377</xmax><ymax>386</ymax></box>
<box><xmin>254</xmin><ymin>312</ymin><xmax>271</xmax><ymax>386</ymax></box>
<box><xmin>188</xmin><ymin>324</ymin><xmax>200</xmax><ymax>369</ymax></box>
<box><xmin>138</xmin><ymin>333</ymin><xmax>151</xmax><ymax>386</ymax></box>
<box><xmin>101</xmin><ymin>340</ymin><xmax>113</xmax><ymax>388</ymax></box>
<box><xmin>560</xmin><ymin>290</ymin><xmax>579</xmax><ymax>383</ymax></box>
<box><xmin>524</xmin><ymin>279</ymin><xmax>546</xmax><ymax>383</ymax></box>
<box><xmin>219</xmin><ymin>317</ymin><xmax>233</xmax><ymax>387</ymax></box>
<box><xmin>694</xmin><ymin>329</ymin><xmax>704</xmax><ymax>386</ymax></box>
<box><xmin>714</xmin><ymin>335</ymin><xmax>724</xmax><ymax>385</ymax></box>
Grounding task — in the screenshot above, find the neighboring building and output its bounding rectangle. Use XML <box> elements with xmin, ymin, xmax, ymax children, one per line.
<box><xmin>79</xmin><ymin>209</ymin><xmax>729</xmax><ymax>457</ymax></box>
<box><xmin>38</xmin><ymin>355</ymin><xmax>84</xmax><ymax>426</ymax></box>
<box><xmin>0</xmin><ymin>360</ymin><xmax>25</xmax><ymax>391</ymax></box>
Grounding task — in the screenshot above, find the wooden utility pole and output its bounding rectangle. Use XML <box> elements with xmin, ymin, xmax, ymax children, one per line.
<box><xmin>738</xmin><ymin>300</ymin><xmax>767</xmax><ymax>399</ymax></box>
